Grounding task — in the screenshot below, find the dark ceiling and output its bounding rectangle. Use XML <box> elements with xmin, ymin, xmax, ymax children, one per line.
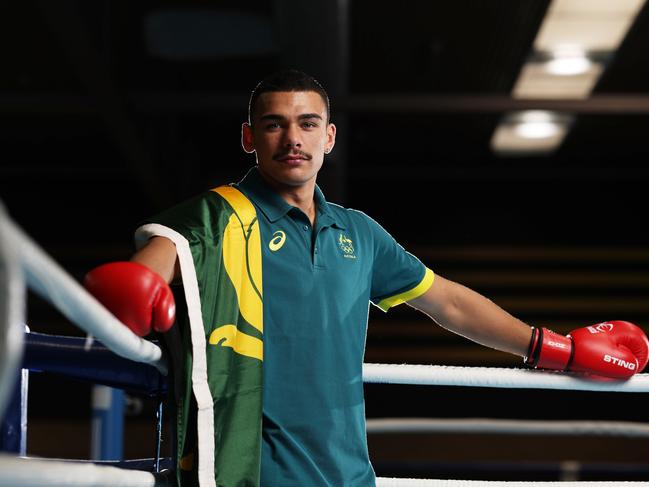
<box><xmin>3</xmin><ymin>0</ymin><xmax>649</xmax><ymax>468</ymax></box>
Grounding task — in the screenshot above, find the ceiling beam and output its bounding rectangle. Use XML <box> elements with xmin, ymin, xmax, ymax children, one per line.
<box><xmin>340</xmin><ymin>94</ymin><xmax>649</xmax><ymax>115</ymax></box>
<box><xmin>348</xmin><ymin>165</ymin><xmax>649</xmax><ymax>182</ymax></box>
<box><xmin>5</xmin><ymin>92</ymin><xmax>649</xmax><ymax>115</ymax></box>
<box><xmin>133</xmin><ymin>92</ymin><xmax>649</xmax><ymax>115</ymax></box>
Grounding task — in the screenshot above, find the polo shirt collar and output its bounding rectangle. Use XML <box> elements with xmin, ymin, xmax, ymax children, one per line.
<box><xmin>313</xmin><ymin>183</ymin><xmax>344</xmax><ymax>230</ymax></box>
<box><xmin>236</xmin><ymin>166</ymin><xmax>345</xmax><ymax>229</ymax></box>
<box><xmin>236</xmin><ymin>167</ymin><xmax>291</xmax><ymax>223</ymax></box>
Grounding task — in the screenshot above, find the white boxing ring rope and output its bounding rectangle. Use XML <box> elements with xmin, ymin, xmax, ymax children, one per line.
<box><xmin>0</xmin><ymin>454</ymin><xmax>158</xmax><ymax>487</ymax></box>
<box><xmin>2</xmin><ymin>209</ymin><xmax>649</xmax><ymax>486</ymax></box>
<box><xmin>363</xmin><ymin>362</ymin><xmax>649</xmax><ymax>393</ymax></box>
<box><xmin>365</xmin><ymin>364</ymin><xmax>649</xmax><ymax>485</ymax></box>
<box><xmin>0</xmin><ymin>454</ymin><xmax>643</xmax><ymax>487</ymax></box>
<box><xmin>0</xmin><ymin>204</ymin><xmax>26</xmax><ymax>424</ymax></box>
<box><xmin>2</xmin><ymin>212</ymin><xmax>167</xmax><ymax>375</ymax></box>
<box><xmin>376</xmin><ymin>480</ymin><xmax>646</xmax><ymax>486</ymax></box>
<box><xmin>366</xmin><ymin>418</ymin><xmax>649</xmax><ymax>437</ymax></box>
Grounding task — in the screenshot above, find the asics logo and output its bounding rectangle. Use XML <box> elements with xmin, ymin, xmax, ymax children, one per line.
<box><xmin>269</xmin><ymin>230</ymin><xmax>286</xmax><ymax>251</ymax></box>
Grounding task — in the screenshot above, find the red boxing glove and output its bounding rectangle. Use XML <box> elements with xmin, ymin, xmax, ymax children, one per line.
<box><xmin>525</xmin><ymin>321</ymin><xmax>649</xmax><ymax>379</ymax></box>
<box><xmin>84</xmin><ymin>261</ymin><xmax>175</xmax><ymax>336</ymax></box>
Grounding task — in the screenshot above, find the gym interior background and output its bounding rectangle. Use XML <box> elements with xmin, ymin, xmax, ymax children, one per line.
<box><xmin>2</xmin><ymin>0</ymin><xmax>649</xmax><ymax>480</ymax></box>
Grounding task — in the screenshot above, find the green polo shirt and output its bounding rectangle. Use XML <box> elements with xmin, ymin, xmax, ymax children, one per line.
<box><xmin>236</xmin><ymin>167</ymin><xmax>434</xmax><ymax>487</ymax></box>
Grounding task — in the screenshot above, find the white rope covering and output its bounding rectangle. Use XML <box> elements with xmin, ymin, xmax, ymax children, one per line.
<box><xmin>376</xmin><ymin>479</ymin><xmax>648</xmax><ymax>486</ymax></box>
<box><xmin>3</xmin><ymin>215</ymin><xmax>167</xmax><ymax>375</ymax></box>
<box><xmin>0</xmin><ymin>205</ymin><xmax>26</xmax><ymax>421</ymax></box>
<box><xmin>3</xmin><ymin>458</ymin><xmax>645</xmax><ymax>487</ymax></box>
<box><xmin>363</xmin><ymin>363</ymin><xmax>649</xmax><ymax>393</ymax></box>
<box><xmin>0</xmin><ymin>455</ymin><xmax>158</xmax><ymax>487</ymax></box>
<box><xmin>367</xmin><ymin>365</ymin><xmax>649</xmax><ymax>486</ymax></box>
<box><xmin>367</xmin><ymin>418</ymin><xmax>649</xmax><ymax>437</ymax></box>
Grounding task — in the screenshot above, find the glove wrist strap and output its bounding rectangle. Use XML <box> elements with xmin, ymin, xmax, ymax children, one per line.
<box><xmin>524</xmin><ymin>327</ymin><xmax>541</xmax><ymax>366</ymax></box>
<box><xmin>526</xmin><ymin>327</ymin><xmax>573</xmax><ymax>371</ymax></box>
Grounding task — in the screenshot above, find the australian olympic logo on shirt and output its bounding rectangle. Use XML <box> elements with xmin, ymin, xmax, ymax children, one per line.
<box><xmin>338</xmin><ymin>234</ymin><xmax>356</xmax><ymax>259</ymax></box>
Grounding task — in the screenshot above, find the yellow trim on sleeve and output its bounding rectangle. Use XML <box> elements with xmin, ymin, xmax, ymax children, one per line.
<box><xmin>376</xmin><ymin>267</ymin><xmax>435</xmax><ymax>312</ymax></box>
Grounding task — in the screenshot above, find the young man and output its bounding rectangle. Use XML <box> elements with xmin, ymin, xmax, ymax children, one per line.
<box><xmin>84</xmin><ymin>70</ymin><xmax>649</xmax><ymax>487</ymax></box>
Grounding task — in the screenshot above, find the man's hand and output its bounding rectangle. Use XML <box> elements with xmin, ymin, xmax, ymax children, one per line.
<box><xmin>525</xmin><ymin>321</ymin><xmax>649</xmax><ymax>379</ymax></box>
<box><xmin>84</xmin><ymin>261</ymin><xmax>176</xmax><ymax>336</ymax></box>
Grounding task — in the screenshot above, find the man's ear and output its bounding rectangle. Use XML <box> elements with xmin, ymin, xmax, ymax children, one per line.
<box><xmin>325</xmin><ymin>123</ymin><xmax>337</xmax><ymax>154</ymax></box>
<box><xmin>241</xmin><ymin>122</ymin><xmax>255</xmax><ymax>154</ymax></box>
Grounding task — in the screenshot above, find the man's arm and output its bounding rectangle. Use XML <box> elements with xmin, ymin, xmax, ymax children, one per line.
<box><xmin>130</xmin><ymin>236</ymin><xmax>179</xmax><ymax>284</ymax></box>
<box><xmin>407</xmin><ymin>274</ymin><xmax>532</xmax><ymax>357</ymax></box>
<box><xmin>407</xmin><ymin>273</ymin><xmax>649</xmax><ymax>378</ymax></box>
<box><xmin>83</xmin><ymin>236</ymin><xmax>178</xmax><ymax>336</ymax></box>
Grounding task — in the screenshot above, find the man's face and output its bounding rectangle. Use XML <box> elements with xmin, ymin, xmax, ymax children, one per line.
<box><xmin>242</xmin><ymin>91</ymin><xmax>336</xmax><ymax>189</ymax></box>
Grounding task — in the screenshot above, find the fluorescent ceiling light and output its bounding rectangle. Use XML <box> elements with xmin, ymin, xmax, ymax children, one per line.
<box><xmin>490</xmin><ymin>124</ymin><xmax>568</xmax><ymax>155</ymax></box>
<box><xmin>514</xmin><ymin>111</ymin><xmax>562</xmax><ymax>139</ymax></box>
<box><xmin>494</xmin><ymin>0</ymin><xmax>645</xmax><ymax>155</ymax></box>
<box><xmin>492</xmin><ymin>106</ymin><xmax>574</xmax><ymax>155</ymax></box>
<box><xmin>515</xmin><ymin>0</ymin><xmax>643</xmax><ymax>99</ymax></box>
<box><xmin>513</xmin><ymin>61</ymin><xmax>603</xmax><ymax>99</ymax></box>
<box><xmin>491</xmin><ymin>112</ymin><xmax>572</xmax><ymax>155</ymax></box>
<box><xmin>534</xmin><ymin>0</ymin><xmax>645</xmax><ymax>51</ymax></box>
<box><xmin>515</xmin><ymin>122</ymin><xmax>558</xmax><ymax>139</ymax></box>
<box><xmin>545</xmin><ymin>56</ymin><xmax>591</xmax><ymax>76</ymax></box>
<box><xmin>550</xmin><ymin>0</ymin><xmax>645</xmax><ymax>14</ymax></box>
<box><xmin>545</xmin><ymin>46</ymin><xmax>592</xmax><ymax>76</ymax></box>
<box><xmin>516</xmin><ymin>124</ymin><xmax>559</xmax><ymax>140</ymax></box>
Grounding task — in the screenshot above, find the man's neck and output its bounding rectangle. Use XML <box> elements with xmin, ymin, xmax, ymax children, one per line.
<box><xmin>282</xmin><ymin>187</ymin><xmax>317</xmax><ymax>225</ymax></box>
<box><xmin>258</xmin><ymin>170</ymin><xmax>317</xmax><ymax>225</ymax></box>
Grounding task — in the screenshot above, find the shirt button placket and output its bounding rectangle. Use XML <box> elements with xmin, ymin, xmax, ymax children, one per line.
<box><xmin>300</xmin><ymin>223</ymin><xmax>312</xmax><ymax>261</ymax></box>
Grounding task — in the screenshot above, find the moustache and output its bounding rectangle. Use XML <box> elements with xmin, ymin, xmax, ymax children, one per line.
<box><xmin>273</xmin><ymin>150</ymin><xmax>312</xmax><ymax>160</ymax></box>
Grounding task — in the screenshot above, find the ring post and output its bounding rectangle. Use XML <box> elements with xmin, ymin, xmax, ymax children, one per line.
<box><xmin>0</xmin><ymin>368</ymin><xmax>28</xmax><ymax>455</ymax></box>
<box><xmin>91</xmin><ymin>385</ymin><xmax>124</xmax><ymax>461</ymax></box>
<box><xmin>154</xmin><ymin>400</ymin><xmax>163</xmax><ymax>473</ymax></box>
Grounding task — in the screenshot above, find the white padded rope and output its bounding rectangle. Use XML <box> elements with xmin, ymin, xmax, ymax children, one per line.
<box><xmin>367</xmin><ymin>364</ymin><xmax>649</xmax><ymax>486</ymax></box>
<box><xmin>3</xmin><ymin>215</ymin><xmax>167</xmax><ymax>375</ymax></box>
<box><xmin>0</xmin><ymin>455</ymin><xmax>157</xmax><ymax>487</ymax></box>
<box><xmin>0</xmin><ymin>205</ymin><xmax>26</xmax><ymax>422</ymax></box>
<box><xmin>376</xmin><ymin>479</ymin><xmax>648</xmax><ymax>486</ymax></box>
<box><xmin>363</xmin><ymin>363</ymin><xmax>649</xmax><ymax>393</ymax></box>
<box><xmin>367</xmin><ymin>418</ymin><xmax>649</xmax><ymax>437</ymax></box>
